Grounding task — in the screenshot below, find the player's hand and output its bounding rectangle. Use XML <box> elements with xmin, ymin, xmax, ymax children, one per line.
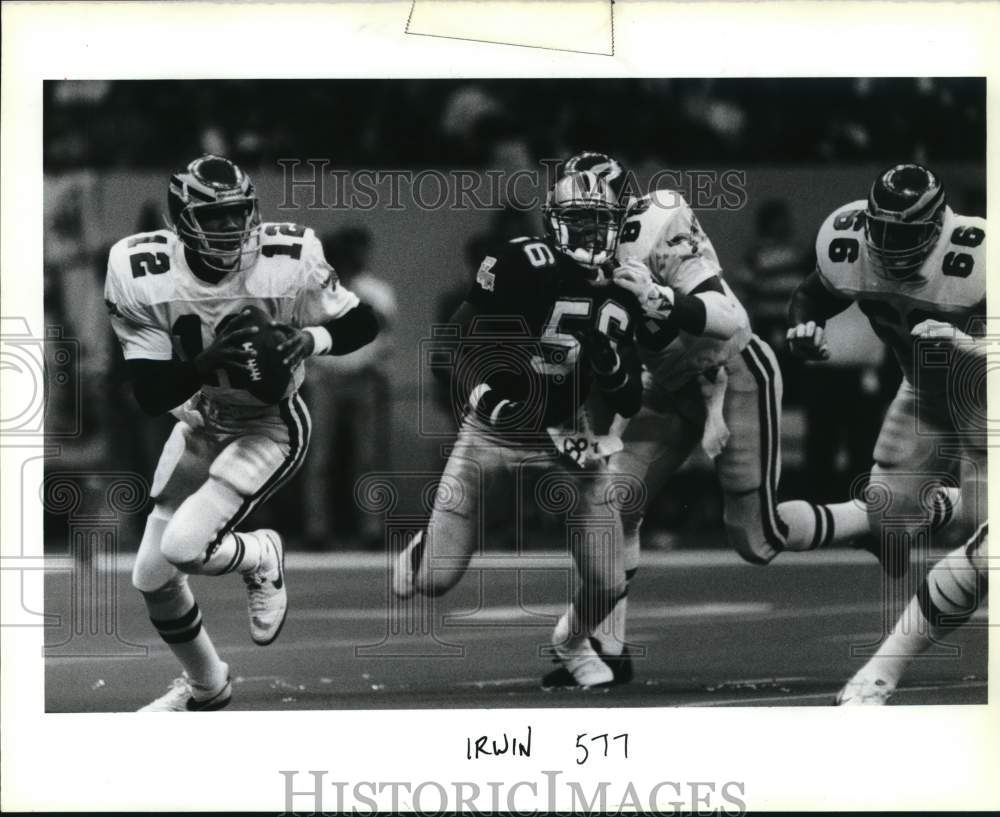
<box><xmin>613</xmin><ymin>258</ymin><xmax>673</xmax><ymax>314</ymax></box>
<box><xmin>911</xmin><ymin>319</ymin><xmax>973</xmax><ymax>346</ymax></box>
<box><xmin>469</xmin><ymin>383</ymin><xmax>521</xmax><ymax>428</ymax></box>
<box><xmin>193</xmin><ymin>313</ymin><xmax>260</xmax><ymax>380</ymax></box>
<box><xmin>786</xmin><ymin>321</ymin><xmax>830</xmax><ymax>361</ymax></box>
<box><xmin>573</xmin><ymin>328</ymin><xmax>620</xmax><ymax>376</ymax></box>
<box><xmin>169</xmin><ymin>395</ymin><xmax>205</xmax><ymax>430</ymax></box>
<box><xmin>272</xmin><ymin>321</ymin><xmax>316</xmax><ymax>369</ymax></box>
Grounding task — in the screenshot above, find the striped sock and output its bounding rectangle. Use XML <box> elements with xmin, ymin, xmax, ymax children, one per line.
<box><xmin>200</xmin><ymin>531</ymin><xmax>266</xmax><ymax>576</ymax></box>
<box><xmin>779</xmin><ymin>500</ymin><xmax>870</xmax><ymax>551</ymax></box>
<box><xmin>143</xmin><ymin>582</ymin><xmax>229</xmax><ymax>696</ymax></box>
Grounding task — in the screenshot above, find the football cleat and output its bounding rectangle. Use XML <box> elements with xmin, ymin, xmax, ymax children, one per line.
<box><xmin>548</xmin><ymin>632</ymin><xmax>615</xmax><ymax>688</ymax></box>
<box><xmin>391</xmin><ymin>529</ymin><xmax>426</xmax><ymax>599</ymax></box>
<box><xmin>243</xmin><ymin>530</ymin><xmax>288</xmax><ymax>646</ymax></box>
<box><xmin>542</xmin><ymin>640</ymin><xmax>634</xmax><ymax>688</ymax></box>
<box><xmin>138</xmin><ymin>673</ymin><xmax>232</xmax><ymax>712</ymax></box>
<box><xmin>834</xmin><ymin>671</ymin><xmax>894</xmax><ymax>706</ymax></box>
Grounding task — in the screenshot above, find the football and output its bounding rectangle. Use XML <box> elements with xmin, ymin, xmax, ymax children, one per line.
<box><xmin>217</xmin><ymin>305</ymin><xmax>292</xmax><ymax>404</ymax></box>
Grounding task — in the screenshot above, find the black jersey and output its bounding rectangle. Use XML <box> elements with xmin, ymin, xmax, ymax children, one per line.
<box><xmin>460</xmin><ymin>236</ymin><xmax>643</xmax><ymax>431</ymax></box>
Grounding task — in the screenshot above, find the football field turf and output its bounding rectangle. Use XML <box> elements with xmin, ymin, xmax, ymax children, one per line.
<box><xmin>44</xmin><ymin>548</ymin><xmax>987</xmax><ymax>711</ymax></box>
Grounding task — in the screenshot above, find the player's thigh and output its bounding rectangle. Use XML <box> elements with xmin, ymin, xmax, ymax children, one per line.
<box><xmin>869</xmin><ymin>382</ymin><xmax>957</xmax><ymax>519</ymax></box>
<box><xmin>163</xmin><ymin>399</ymin><xmax>311</xmax><ymax>563</ymax></box>
<box><xmin>149</xmin><ymin>421</ymin><xmax>219</xmax><ymax>513</ymax></box>
<box><xmin>617</xmin><ymin>399</ymin><xmax>701</xmax><ymax>513</ymax></box>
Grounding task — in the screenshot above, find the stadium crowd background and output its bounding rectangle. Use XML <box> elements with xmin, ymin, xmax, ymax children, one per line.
<box><xmin>42</xmin><ymin>78</ymin><xmax>986</xmax><ymax>549</ymax></box>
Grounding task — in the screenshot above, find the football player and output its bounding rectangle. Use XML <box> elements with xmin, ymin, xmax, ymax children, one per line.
<box><xmin>105</xmin><ymin>155</ymin><xmax>379</xmax><ymax>710</ymax></box>
<box><xmin>788</xmin><ymin>164</ymin><xmax>986</xmax><ymax>570</ymax></box>
<box><xmin>545</xmin><ymin>152</ymin><xmax>873</xmax><ymax>687</ymax></box>
<box><xmin>392</xmin><ymin>169</ymin><xmax>647</xmax><ymax>687</ymax></box>
<box><xmin>836</xmin><ymin>320</ymin><xmax>988</xmax><ymax>705</ymax></box>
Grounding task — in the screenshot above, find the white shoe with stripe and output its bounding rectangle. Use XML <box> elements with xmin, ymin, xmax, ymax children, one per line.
<box><xmin>550</xmin><ymin>630</ymin><xmax>615</xmax><ymax>688</ymax></box>
<box><xmin>243</xmin><ymin>530</ymin><xmax>287</xmax><ymax>645</ymax></box>
<box><xmin>138</xmin><ymin>673</ymin><xmax>232</xmax><ymax>712</ymax></box>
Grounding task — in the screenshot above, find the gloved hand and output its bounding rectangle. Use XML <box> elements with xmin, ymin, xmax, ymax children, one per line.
<box><xmin>468</xmin><ymin>383</ymin><xmax>522</xmax><ymax>428</ymax></box>
<box><xmin>573</xmin><ymin>328</ymin><xmax>620</xmax><ymax>376</ymax></box>
<box><xmin>613</xmin><ymin>258</ymin><xmax>674</xmax><ymax>315</ymax></box>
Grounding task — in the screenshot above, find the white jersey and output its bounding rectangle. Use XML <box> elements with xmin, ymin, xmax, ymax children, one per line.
<box><xmin>104</xmin><ymin>223</ymin><xmax>359</xmax><ymax>408</ymax></box>
<box><xmin>616</xmin><ymin>190</ymin><xmax>751</xmax><ymax>391</ymax></box>
<box><xmin>815</xmin><ymin>200</ymin><xmax>986</xmax><ymax>390</ymax></box>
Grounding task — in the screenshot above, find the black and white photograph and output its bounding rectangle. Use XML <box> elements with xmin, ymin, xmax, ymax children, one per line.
<box><xmin>2</xmin><ymin>2</ymin><xmax>998</xmax><ymax>814</ymax></box>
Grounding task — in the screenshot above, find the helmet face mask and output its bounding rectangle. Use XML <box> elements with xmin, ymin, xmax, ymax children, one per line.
<box><xmin>864</xmin><ymin>163</ymin><xmax>945</xmax><ymax>281</ymax></box>
<box><xmin>179</xmin><ymin>200</ymin><xmax>261</xmax><ymax>272</ymax></box>
<box><xmin>168</xmin><ymin>155</ymin><xmax>262</xmax><ymax>275</ymax></box>
<box><xmin>544</xmin><ymin>171</ymin><xmax>624</xmax><ymax>269</ymax></box>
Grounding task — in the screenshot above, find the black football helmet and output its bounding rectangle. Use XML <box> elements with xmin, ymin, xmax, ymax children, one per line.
<box><xmin>865</xmin><ymin>163</ymin><xmax>946</xmax><ymax>280</ymax></box>
<box><xmin>168</xmin><ymin>155</ymin><xmax>261</xmax><ymax>273</ymax></box>
<box><xmin>543</xmin><ymin>170</ymin><xmax>626</xmax><ymax>269</ymax></box>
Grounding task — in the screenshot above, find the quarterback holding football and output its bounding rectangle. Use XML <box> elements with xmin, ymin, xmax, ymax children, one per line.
<box><xmin>105</xmin><ymin>155</ymin><xmax>379</xmax><ymax>710</ymax></box>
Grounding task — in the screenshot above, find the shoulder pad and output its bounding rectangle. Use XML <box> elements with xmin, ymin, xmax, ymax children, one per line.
<box><xmin>814</xmin><ymin>200</ymin><xmax>868</xmax><ymax>294</ymax></box>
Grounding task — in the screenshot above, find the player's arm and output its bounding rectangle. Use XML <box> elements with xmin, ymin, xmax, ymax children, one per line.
<box><xmin>125</xmin><ymin>322</ymin><xmax>262</xmax><ymax>416</ymax></box>
<box><xmin>274</xmin><ymin>231</ymin><xmax>380</xmax><ymax>367</ymax></box>
<box><xmin>576</xmin><ymin>328</ymin><xmax>643</xmax><ymax>418</ymax></box>
<box><xmin>105</xmin><ymin>247</ymin><xmax>254</xmax><ymax>416</ymax></box>
<box><xmin>614</xmin><ymin>198</ymin><xmax>742</xmax><ymax>340</ymax></box>
<box><xmin>431</xmin><ymin>247</ymin><xmax>528</xmax><ymax>427</ymax></box>
<box><xmin>278</xmin><ymin>301</ymin><xmax>380</xmax><ymax>365</ymax></box>
<box><xmin>615</xmin><ymin>260</ymin><xmax>742</xmax><ymax>341</ymax></box>
<box><xmin>785</xmin><ymin>267</ymin><xmax>854</xmax><ymax>361</ymax></box>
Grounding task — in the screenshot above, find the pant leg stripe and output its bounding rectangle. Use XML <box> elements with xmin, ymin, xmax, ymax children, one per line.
<box><xmin>741</xmin><ymin>339</ymin><xmax>787</xmax><ymax>548</ymax></box>
<box><xmin>208</xmin><ymin>394</ymin><xmax>310</xmax><ymax>549</ymax></box>
<box><xmin>749</xmin><ymin>337</ymin><xmax>788</xmax><ymax>540</ymax></box>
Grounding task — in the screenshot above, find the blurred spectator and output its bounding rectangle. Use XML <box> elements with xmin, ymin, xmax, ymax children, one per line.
<box><xmin>729</xmin><ymin>199</ymin><xmax>812</xmax><ymax>404</ymax></box>
<box><xmin>44</xmin><ymin>78</ymin><xmax>985</xmax><ymax>169</ymax></box>
<box><xmin>299</xmin><ymin>227</ymin><xmax>397</xmax><ymax>548</ymax></box>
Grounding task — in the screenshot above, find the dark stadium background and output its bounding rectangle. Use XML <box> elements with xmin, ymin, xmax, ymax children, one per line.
<box><xmin>41</xmin><ymin>79</ymin><xmax>988</xmax><ymax>709</ymax></box>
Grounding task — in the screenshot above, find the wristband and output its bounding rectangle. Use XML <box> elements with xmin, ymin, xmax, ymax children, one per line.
<box><xmin>305</xmin><ymin>326</ymin><xmax>333</xmax><ymax>356</ymax></box>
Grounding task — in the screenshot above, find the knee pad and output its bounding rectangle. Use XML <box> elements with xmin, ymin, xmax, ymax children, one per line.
<box><xmin>132</xmin><ymin>510</ymin><xmax>179</xmax><ymax>592</ymax></box>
